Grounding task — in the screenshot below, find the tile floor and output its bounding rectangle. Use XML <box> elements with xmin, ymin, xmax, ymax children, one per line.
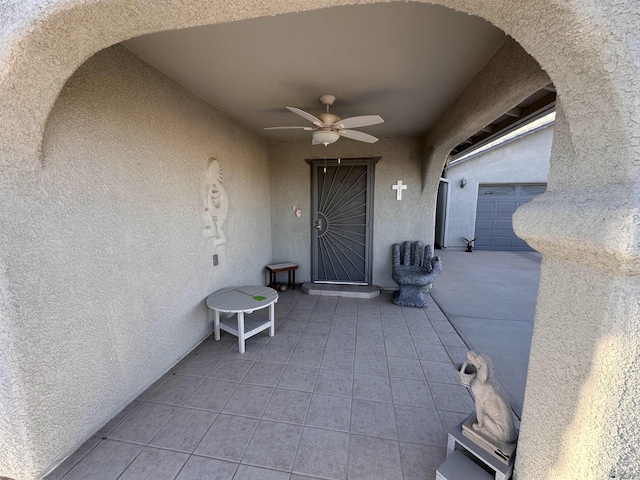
<box><xmin>46</xmin><ymin>290</ymin><xmax>474</xmax><ymax>480</ymax></box>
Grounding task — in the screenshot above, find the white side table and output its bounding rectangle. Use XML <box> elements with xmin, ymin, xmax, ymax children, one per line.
<box><xmin>437</xmin><ymin>415</ymin><xmax>514</xmax><ymax>480</ymax></box>
<box><xmin>206</xmin><ymin>285</ymin><xmax>278</xmax><ymax>353</ymax></box>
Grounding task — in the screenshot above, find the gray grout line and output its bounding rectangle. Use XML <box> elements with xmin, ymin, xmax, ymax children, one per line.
<box><xmin>394</xmin><ymin>433</ymin><xmax>405</xmax><ymax>480</ymax></box>
<box><xmin>94</xmin><ymin>417</ymin><xmax>448</xmax><ymax>456</ymax></box>
<box><xmin>95</xmin><ymin>401</ymin><xmax>144</xmax><ymax>440</ymax></box>
<box><xmin>233</xmin><ymin>318</ymin><xmax>294</xmax><ymax>471</ymax></box>
<box><xmin>113</xmin><ymin>414</ymin><xmax>191</xmax><ymax>480</ymax></box>
<box><xmin>56</xmin><ymin>289</ymin><xmax>475</xmax><ymax>480</ymax></box>
<box><xmin>404</xmin><ymin>310</ymin><xmax>440</xmax><ymax>411</ymax></box>
<box><xmin>49</xmin><ymin>437</ymin><xmax>102</xmax><ymax>480</ymax></box>
<box><xmin>112</xmin><ymin>449</ymin><xmax>145</xmax><ymax>480</ymax></box>
<box><xmin>343</xmin><ymin>295</ymin><xmax>358</xmax><ymax>480</ymax></box>
<box><xmin>255</xmin><ymin>290</ymin><xmax>322</xmax><ymax>474</ymax></box>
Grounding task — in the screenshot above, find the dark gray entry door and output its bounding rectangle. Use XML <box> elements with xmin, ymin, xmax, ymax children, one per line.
<box><xmin>474</xmin><ymin>184</ymin><xmax>546</xmax><ymax>251</ymax></box>
<box><xmin>310</xmin><ymin>159</ymin><xmax>375</xmax><ymax>284</ymax></box>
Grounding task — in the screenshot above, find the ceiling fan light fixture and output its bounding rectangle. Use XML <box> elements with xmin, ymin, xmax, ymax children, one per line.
<box><xmin>267</xmin><ymin>95</ymin><xmax>384</xmax><ymax>145</ymax></box>
<box><xmin>312</xmin><ymin>130</ymin><xmax>340</xmax><ymax>145</ymax></box>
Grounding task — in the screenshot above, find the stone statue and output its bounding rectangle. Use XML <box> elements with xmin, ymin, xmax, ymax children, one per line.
<box><xmin>457</xmin><ymin>351</ymin><xmax>517</xmax><ymax>443</ymax></box>
<box><xmin>204</xmin><ymin>158</ymin><xmax>229</xmax><ymax>245</ymax></box>
<box><xmin>391</xmin><ymin>241</ymin><xmax>442</xmax><ymax>307</ymax></box>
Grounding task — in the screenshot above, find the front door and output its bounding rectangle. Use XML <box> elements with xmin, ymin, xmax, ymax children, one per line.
<box><xmin>310</xmin><ymin>158</ymin><xmax>376</xmax><ymax>284</ymax></box>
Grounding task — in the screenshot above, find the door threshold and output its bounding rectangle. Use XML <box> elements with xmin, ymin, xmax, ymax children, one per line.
<box><xmin>302</xmin><ymin>282</ymin><xmax>380</xmax><ymax>299</ymax></box>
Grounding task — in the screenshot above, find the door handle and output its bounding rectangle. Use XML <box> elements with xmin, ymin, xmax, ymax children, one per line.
<box><xmin>315</xmin><ymin>219</ymin><xmax>322</xmax><ymax>230</ymax></box>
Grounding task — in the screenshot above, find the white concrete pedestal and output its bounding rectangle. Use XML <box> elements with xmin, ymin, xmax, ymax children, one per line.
<box><xmin>437</xmin><ymin>416</ymin><xmax>513</xmax><ymax>480</ymax></box>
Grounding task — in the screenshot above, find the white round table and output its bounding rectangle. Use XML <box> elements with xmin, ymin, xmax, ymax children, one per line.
<box><xmin>205</xmin><ymin>285</ymin><xmax>278</xmax><ymax>353</ymax></box>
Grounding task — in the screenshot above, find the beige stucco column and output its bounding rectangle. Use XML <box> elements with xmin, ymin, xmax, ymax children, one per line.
<box><xmin>420</xmin><ymin>2</ymin><xmax>640</xmax><ymax>477</ymax></box>
<box><xmin>513</xmin><ymin>107</ymin><xmax>640</xmax><ymax>478</ymax></box>
<box><xmin>507</xmin><ymin>3</ymin><xmax>640</xmax><ymax>474</ymax></box>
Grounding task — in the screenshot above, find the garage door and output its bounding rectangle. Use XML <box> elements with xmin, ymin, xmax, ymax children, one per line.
<box><xmin>474</xmin><ymin>184</ymin><xmax>546</xmax><ymax>251</ymax></box>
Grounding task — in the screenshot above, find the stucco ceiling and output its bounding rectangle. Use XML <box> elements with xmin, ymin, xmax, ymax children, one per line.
<box><xmin>122</xmin><ymin>3</ymin><xmax>506</xmax><ymax>142</ymax></box>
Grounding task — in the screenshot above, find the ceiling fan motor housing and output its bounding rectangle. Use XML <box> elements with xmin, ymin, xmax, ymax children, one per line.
<box><xmin>318</xmin><ymin>113</ymin><xmax>340</xmax><ymax>127</ymax></box>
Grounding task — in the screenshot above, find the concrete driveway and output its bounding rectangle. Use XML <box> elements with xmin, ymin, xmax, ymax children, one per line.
<box><xmin>429</xmin><ymin>249</ymin><xmax>541</xmax><ymax>418</ymax></box>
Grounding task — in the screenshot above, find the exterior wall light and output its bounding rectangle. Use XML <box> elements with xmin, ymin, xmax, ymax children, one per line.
<box><xmin>460</xmin><ymin>178</ymin><xmax>467</xmax><ymax>188</ymax></box>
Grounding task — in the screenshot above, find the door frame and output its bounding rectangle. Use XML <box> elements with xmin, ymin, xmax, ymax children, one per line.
<box><xmin>306</xmin><ymin>157</ymin><xmax>380</xmax><ymax>285</ymax></box>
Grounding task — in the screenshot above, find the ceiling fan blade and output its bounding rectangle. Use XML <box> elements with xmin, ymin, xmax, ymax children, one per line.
<box><xmin>286</xmin><ymin>107</ymin><xmax>324</xmax><ymax>127</ymax></box>
<box><xmin>334</xmin><ymin>115</ymin><xmax>384</xmax><ymax>129</ymax></box>
<box><xmin>264</xmin><ymin>126</ymin><xmax>315</xmax><ymax>130</ymax></box>
<box><xmin>340</xmin><ymin>129</ymin><xmax>379</xmax><ymax>143</ymax></box>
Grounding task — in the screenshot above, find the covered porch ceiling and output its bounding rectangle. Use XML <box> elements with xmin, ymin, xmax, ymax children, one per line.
<box><xmin>121</xmin><ymin>3</ymin><xmax>509</xmax><ymax>144</ymax></box>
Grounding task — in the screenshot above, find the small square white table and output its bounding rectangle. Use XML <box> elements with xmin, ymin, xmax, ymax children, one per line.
<box><xmin>205</xmin><ymin>285</ymin><xmax>278</xmax><ymax>353</ymax></box>
<box><xmin>437</xmin><ymin>415</ymin><xmax>514</xmax><ymax>480</ymax></box>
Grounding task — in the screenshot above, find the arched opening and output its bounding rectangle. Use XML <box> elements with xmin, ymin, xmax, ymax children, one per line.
<box><xmin>1</xmin><ymin>2</ymin><xmax>638</xmax><ymax>479</ymax></box>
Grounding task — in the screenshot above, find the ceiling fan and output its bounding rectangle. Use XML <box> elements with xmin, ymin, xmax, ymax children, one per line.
<box><xmin>265</xmin><ymin>95</ymin><xmax>384</xmax><ymax>145</ymax></box>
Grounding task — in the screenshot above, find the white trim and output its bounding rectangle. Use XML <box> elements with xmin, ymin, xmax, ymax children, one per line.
<box><xmin>449</xmin><ymin>111</ymin><xmax>556</xmax><ymax>166</ymax></box>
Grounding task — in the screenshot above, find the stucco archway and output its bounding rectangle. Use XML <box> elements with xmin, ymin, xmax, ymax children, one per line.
<box><xmin>1</xmin><ymin>1</ymin><xmax>639</xmax><ymax>479</ymax></box>
<box><xmin>0</xmin><ymin>1</ymin><xmax>634</xmax><ymax>172</ymax></box>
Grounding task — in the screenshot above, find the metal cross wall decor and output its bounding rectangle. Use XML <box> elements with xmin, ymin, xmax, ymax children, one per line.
<box><xmin>392</xmin><ymin>180</ymin><xmax>407</xmax><ymax>200</ymax></box>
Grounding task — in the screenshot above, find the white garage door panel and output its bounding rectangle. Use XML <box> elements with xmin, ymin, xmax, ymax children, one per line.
<box><xmin>475</xmin><ymin>184</ymin><xmax>546</xmax><ymax>251</ymax></box>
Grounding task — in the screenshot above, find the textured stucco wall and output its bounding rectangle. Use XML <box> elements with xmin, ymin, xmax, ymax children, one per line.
<box><xmin>1</xmin><ymin>44</ymin><xmax>272</xmax><ymax>478</ymax></box>
<box><xmin>269</xmin><ymin>136</ymin><xmax>430</xmax><ymax>289</ymax></box>
<box><xmin>1</xmin><ymin>1</ymin><xmax>639</xmax><ymax>479</ymax></box>
<box><xmin>515</xmin><ymin>255</ymin><xmax>640</xmax><ymax>479</ymax></box>
<box><xmin>444</xmin><ymin>125</ymin><xmax>553</xmax><ymax>248</ymax></box>
<box><xmin>421</xmin><ymin>37</ymin><xmax>551</xmax><ymax>231</ymax></box>
<box><xmin>513</xmin><ymin>108</ymin><xmax>640</xmax><ymax>479</ymax></box>
<box><xmin>418</xmin><ymin>36</ymin><xmax>551</xmax><ymax>272</ymax></box>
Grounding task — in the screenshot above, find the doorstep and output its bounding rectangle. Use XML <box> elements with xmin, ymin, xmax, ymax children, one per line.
<box><xmin>301</xmin><ymin>282</ymin><xmax>381</xmax><ymax>299</ymax></box>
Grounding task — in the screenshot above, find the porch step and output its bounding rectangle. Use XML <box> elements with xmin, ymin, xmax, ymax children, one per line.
<box><xmin>301</xmin><ymin>283</ymin><xmax>380</xmax><ymax>299</ymax></box>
